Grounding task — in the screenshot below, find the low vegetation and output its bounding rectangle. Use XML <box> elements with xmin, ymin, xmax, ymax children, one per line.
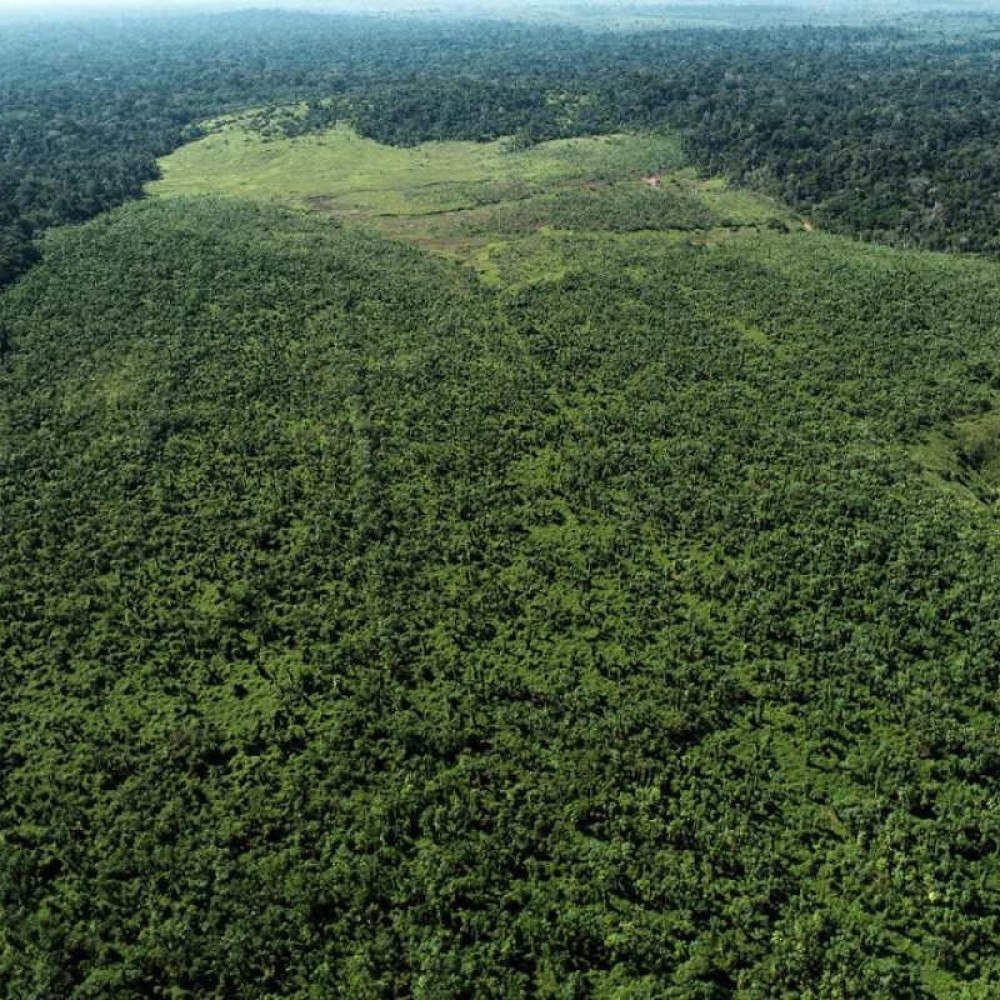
<box><xmin>150</xmin><ymin>118</ymin><xmax>793</xmax><ymax>280</ymax></box>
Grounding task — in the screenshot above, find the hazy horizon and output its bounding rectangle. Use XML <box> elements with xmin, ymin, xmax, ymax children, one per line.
<box><xmin>4</xmin><ymin>0</ymin><xmax>999</xmax><ymax>15</ymax></box>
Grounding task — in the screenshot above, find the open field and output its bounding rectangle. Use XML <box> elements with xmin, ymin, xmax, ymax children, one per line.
<box><xmin>149</xmin><ymin>116</ymin><xmax>797</xmax><ymax>282</ymax></box>
<box><xmin>150</xmin><ymin>120</ymin><xmax>685</xmax><ymax>214</ymax></box>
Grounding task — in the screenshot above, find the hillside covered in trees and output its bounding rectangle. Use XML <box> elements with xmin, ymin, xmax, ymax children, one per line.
<box><xmin>4</xmin><ymin>6</ymin><xmax>1000</xmax><ymax>999</ymax></box>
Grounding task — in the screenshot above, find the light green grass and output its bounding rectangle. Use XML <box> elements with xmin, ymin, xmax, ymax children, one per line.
<box><xmin>693</xmin><ymin>173</ymin><xmax>793</xmax><ymax>224</ymax></box>
<box><xmin>150</xmin><ymin>120</ymin><xmax>685</xmax><ymax>216</ymax></box>
<box><xmin>149</xmin><ymin>115</ymin><xmax>798</xmax><ymax>283</ymax></box>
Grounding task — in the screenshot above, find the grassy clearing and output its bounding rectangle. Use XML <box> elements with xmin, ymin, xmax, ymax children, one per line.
<box><xmin>149</xmin><ymin>116</ymin><xmax>798</xmax><ymax>282</ymax></box>
<box><xmin>151</xmin><ymin>120</ymin><xmax>684</xmax><ymax>215</ymax></box>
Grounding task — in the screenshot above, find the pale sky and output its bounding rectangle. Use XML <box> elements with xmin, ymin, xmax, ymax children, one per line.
<box><xmin>0</xmin><ymin>0</ymin><xmax>527</xmax><ymax>10</ymax></box>
<box><xmin>0</xmin><ymin>0</ymin><xmax>873</xmax><ymax>13</ymax></box>
<box><xmin>0</xmin><ymin>0</ymin><xmax>438</xmax><ymax>12</ymax></box>
<box><xmin>0</xmin><ymin>0</ymin><xmax>553</xmax><ymax>12</ymax></box>
<box><xmin>0</xmin><ymin>0</ymin><xmax>656</xmax><ymax>15</ymax></box>
<box><xmin>0</xmin><ymin>0</ymin><xmax>986</xmax><ymax>17</ymax></box>
<box><xmin>0</xmin><ymin>0</ymin><xmax>338</xmax><ymax>10</ymax></box>
<box><xmin>0</xmin><ymin>0</ymin><xmax>222</xmax><ymax>10</ymax></box>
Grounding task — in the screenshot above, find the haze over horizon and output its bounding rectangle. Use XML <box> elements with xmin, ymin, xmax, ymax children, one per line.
<box><xmin>1</xmin><ymin>0</ymin><xmax>993</xmax><ymax>15</ymax></box>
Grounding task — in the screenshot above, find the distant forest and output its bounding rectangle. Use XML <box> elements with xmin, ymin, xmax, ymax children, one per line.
<box><xmin>5</xmin><ymin>10</ymin><xmax>1000</xmax><ymax>288</ymax></box>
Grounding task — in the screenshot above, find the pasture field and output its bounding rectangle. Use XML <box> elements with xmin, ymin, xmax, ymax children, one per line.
<box><xmin>150</xmin><ymin>120</ymin><xmax>685</xmax><ymax>214</ymax></box>
<box><xmin>149</xmin><ymin>116</ymin><xmax>796</xmax><ymax>280</ymax></box>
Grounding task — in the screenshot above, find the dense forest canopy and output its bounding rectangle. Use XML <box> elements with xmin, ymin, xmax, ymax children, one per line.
<box><xmin>6</xmin><ymin>186</ymin><xmax>1000</xmax><ymax>999</ymax></box>
<box><xmin>5</xmin><ymin>6</ymin><xmax>1000</xmax><ymax>998</ymax></box>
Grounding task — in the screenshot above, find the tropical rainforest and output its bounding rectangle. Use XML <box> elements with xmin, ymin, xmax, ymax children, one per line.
<box><xmin>3</xmin><ymin>5</ymin><xmax>1000</xmax><ymax>999</ymax></box>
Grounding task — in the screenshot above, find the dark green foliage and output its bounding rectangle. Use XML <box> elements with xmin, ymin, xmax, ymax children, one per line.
<box><xmin>6</xmin><ymin>8</ymin><xmax>1000</xmax><ymax>997</ymax></box>
<box><xmin>3</xmin><ymin>198</ymin><xmax>1000</xmax><ymax>997</ymax></box>
<box><xmin>0</xmin><ymin>226</ymin><xmax>39</xmax><ymax>289</ymax></box>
